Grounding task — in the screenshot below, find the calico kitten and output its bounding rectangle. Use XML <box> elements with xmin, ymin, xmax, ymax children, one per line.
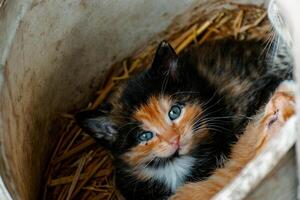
<box><xmin>75</xmin><ymin>39</ymin><xmax>293</xmax><ymax>200</ymax></box>
<box><xmin>170</xmin><ymin>81</ymin><xmax>296</xmax><ymax>200</ymax></box>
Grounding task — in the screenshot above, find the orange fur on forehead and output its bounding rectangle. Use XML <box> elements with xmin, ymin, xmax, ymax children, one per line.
<box><xmin>133</xmin><ymin>96</ymin><xmax>170</xmax><ymax>130</ymax></box>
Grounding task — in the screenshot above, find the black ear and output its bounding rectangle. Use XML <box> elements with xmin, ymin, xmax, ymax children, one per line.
<box><xmin>151</xmin><ymin>41</ymin><xmax>178</xmax><ymax>78</ymax></box>
<box><xmin>75</xmin><ymin>109</ymin><xmax>118</xmax><ymax>144</ymax></box>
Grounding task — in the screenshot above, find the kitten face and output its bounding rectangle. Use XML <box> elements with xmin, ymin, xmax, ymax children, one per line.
<box><xmin>122</xmin><ymin>95</ymin><xmax>208</xmax><ymax>168</ymax></box>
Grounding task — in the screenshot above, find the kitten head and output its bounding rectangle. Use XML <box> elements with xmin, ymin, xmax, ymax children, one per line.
<box><xmin>75</xmin><ymin>41</ymin><xmax>230</xmax><ymax>181</ymax></box>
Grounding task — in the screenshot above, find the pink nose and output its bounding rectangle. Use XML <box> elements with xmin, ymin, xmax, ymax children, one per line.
<box><xmin>170</xmin><ymin>136</ymin><xmax>180</xmax><ymax>148</ymax></box>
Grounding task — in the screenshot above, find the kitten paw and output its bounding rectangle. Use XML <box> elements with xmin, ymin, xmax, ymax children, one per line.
<box><xmin>263</xmin><ymin>82</ymin><xmax>295</xmax><ymax>133</ymax></box>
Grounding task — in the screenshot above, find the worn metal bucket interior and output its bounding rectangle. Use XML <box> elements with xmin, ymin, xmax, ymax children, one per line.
<box><xmin>0</xmin><ymin>0</ymin><xmax>275</xmax><ymax>199</ymax></box>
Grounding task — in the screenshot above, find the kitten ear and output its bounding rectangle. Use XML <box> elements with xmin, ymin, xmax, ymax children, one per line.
<box><xmin>150</xmin><ymin>41</ymin><xmax>178</xmax><ymax>78</ymax></box>
<box><xmin>75</xmin><ymin>109</ymin><xmax>118</xmax><ymax>144</ymax></box>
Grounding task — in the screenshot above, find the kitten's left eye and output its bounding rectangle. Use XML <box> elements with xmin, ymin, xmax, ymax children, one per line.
<box><xmin>168</xmin><ymin>105</ymin><xmax>182</xmax><ymax>120</ymax></box>
<box><xmin>138</xmin><ymin>131</ymin><xmax>154</xmax><ymax>142</ymax></box>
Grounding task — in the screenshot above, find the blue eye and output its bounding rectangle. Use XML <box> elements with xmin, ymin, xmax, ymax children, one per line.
<box><xmin>138</xmin><ymin>131</ymin><xmax>154</xmax><ymax>142</ymax></box>
<box><xmin>168</xmin><ymin>105</ymin><xmax>182</xmax><ymax>120</ymax></box>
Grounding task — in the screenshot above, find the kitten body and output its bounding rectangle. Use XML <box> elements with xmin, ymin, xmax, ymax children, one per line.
<box><xmin>75</xmin><ymin>39</ymin><xmax>293</xmax><ymax>199</ymax></box>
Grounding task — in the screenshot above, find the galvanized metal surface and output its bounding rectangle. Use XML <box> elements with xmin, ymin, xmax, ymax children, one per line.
<box><xmin>2</xmin><ymin>0</ymin><xmax>298</xmax><ymax>200</ymax></box>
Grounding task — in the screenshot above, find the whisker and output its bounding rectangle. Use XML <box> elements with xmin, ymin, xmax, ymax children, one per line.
<box><xmin>169</xmin><ymin>91</ymin><xmax>203</xmax><ymax>99</ymax></box>
<box><xmin>118</xmin><ymin>122</ymin><xmax>140</xmax><ymax>129</ymax></box>
<box><xmin>160</xmin><ymin>70</ymin><xmax>170</xmax><ymax>97</ymax></box>
<box><xmin>120</xmin><ymin>126</ymin><xmax>140</xmax><ymax>147</ymax></box>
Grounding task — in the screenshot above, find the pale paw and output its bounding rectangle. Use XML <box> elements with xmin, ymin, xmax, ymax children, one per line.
<box><xmin>262</xmin><ymin>86</ymin><xmax>295</xmax><ymax>134</ymax></box>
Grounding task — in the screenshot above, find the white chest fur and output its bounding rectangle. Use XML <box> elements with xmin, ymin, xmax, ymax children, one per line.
<box><xmin>140</xmin><ymin>156</ymin><xmax>195</xmax><ymax>192</ymax></box>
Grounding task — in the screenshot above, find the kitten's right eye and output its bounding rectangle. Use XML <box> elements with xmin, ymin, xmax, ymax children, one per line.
<box><xmin>168</xmin><ymin>105</ymin><xmax>182</xmax><ymax>120</ymax></box>
<box><xmin>137</xmin><ymin>131</ymin><xmax>154</xmax><ymax>142</ymax></box>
